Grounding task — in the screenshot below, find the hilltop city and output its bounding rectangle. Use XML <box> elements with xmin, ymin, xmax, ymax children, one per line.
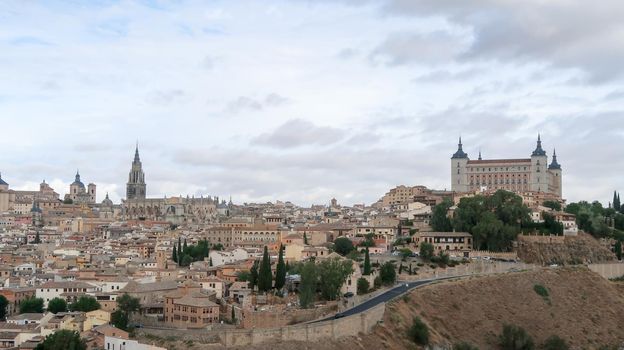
<box><xmin>0</xmin><ymin>135</ymin><xmax>623</xmax><ymax>349</ymax></box>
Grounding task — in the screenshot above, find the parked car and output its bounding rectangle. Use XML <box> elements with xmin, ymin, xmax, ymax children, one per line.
<box><xmin>343</xmin><ymin>292</ymin><xmax>354</xmax><ymax>298</ymax></box>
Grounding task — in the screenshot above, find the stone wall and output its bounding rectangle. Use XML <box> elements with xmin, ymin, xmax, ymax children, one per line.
<box><xmin>588</xmin><ymin>263</ymin><xmax>624</xmax><ymax>279</ymax></box>
<box><xmin>240</xmin><ymin>302</ymin><xmax>337</xmax><ymax>328</ymax></box>
<box><xmin>517</xmin><ymin>234</ymin><xmax>566</xmax><ymax>244</ymax></box>
<box><xmin>219</xmin><ymin>302</ymin><xmax>385</xmax><ymax>347</ymax></box>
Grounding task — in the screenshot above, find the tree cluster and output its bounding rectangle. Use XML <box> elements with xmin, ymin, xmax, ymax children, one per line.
<box><xmin>298</xmin><ymin>257</ymin><xmax>354</xmax><ymax>308</ymax></box>
<box><xmin>172</xmin><ymin>238</ymin><xmax>210</xmax><ymax>267</ymax></box>
<box><xmin>430</xmin><ymin>190</ymin><xmax>533</xmax><ymax>251</ymax></box>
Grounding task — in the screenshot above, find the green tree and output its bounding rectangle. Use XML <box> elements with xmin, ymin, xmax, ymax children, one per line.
<box><xmin>408</xmin><ymin>317</ymin><xmax>429</xmax><ymax>345</ymax></box>
<box><xmin>431</xmin><ymin>199</ymin><xmax>453</xmax><ymax>232</ymax></box>
<box><xmin>177</xmin><ymin>237</ymin><xmax>182</xmax><ymax>265</ymax></box>
<box><xmin>363</xmin><ymin>247</ymin><xmax>371</xmax><ymax>275</ymax></box>
<box><xmin>399</xmin><ymin>248</ymin><xmax>412</xmax><ymax>260</ymax></box>
<box><xmin>70</xmin><ymin>296</ymin><xmax>100</xmax><ymax>312</ymax></box>
<box><xmin>249</xmin><ymin>260</ymin><xmax>259</xmax><ymax>290</ymax></box>
<box><xmin>213</xmin><ymin>243</ymin><xmax>224</xmax><ymax>251</ymax></box>
<box><xmin>237</xmin><ymin>271</ymin><xmax>250</xmax><ymax>281</ymax></box>
<box><xmin>379</xmin><ymin>262</ymin><xmax>396</xmax><ymax>285</ymax></box>
<box><xmin>111</xmin><ymin>310</ymin><xmax>129</xmax><ymax>331</ymax></box>
<box><xmin>181</xmin><ymin>254</ymin><xmax>192</xmax><ymax>267</ymax></box>
<box><xmin>615</xmin><ymin>241</ymin><xmax>622</xmax><ymax>260</ymax></box>
<box><xmin>275</xmin><ymin>245</ymin><xmax>286</xmax><ymax>290</ymax></box>
<box><xmin>419</xmin><ymin>242</ymin><xmax>434</xmax><ymax>261</ymax></box>
<box><xmin>34</xmin><ymin>231</ymin><xmax>41</xmax><ymax>244</ymax></box>
<box><xmin>299</xmin><ymin>261</ymin><xmax>317</xmax><ymax>308</ymax></box>
<box><xmin>116</xmin><ymin>293</ymin><xmax>141</xmax><ymax>315</ymax></box>
<box><xmin>542</xmin><ymin>335</ymin><xmax>569</xmax><ymax>350</ymax></box>
<box><xmin>47</xmin><ymin>298</ymin><xmax>68</xmax><ymax>314</ymax></box>
<box><xmin>0</xmin><ymin>295</ymin><xmax>8</xmax><ymax>320</ymax></box>
<box><xmin>357</xmin><ymin>278</ymin><xmax>369</xmax><ymax>294</ymax></box>
<box><xmin>35</xmin><ymin>330</ymin><xmax>86</xmax><ymax>350</ymax></box>
<box><xmin>543</xmin><ymin>200</ymin><xmax>562</xmax><ymax>211</ymax></box>
<box><xmin>172</xmin><ymin>245</ymin><xmax>178</xmax><ymax>264</ymax></box>
<box><xmin>20</xmin><ymin>297</ymin><xmax>44</xmax><ymax>313</ymax></box>
<box><xmin>317</xmin><ymin>258</ymin><xmax>354</xmax><ymax>300</ymax></box>
<box><xmin>333</xmin><ymin>237</ymin><xmax>354</xmax><ymax>256</ymax></box>
<box><xmin>499</xmin><ymin>324</ymin><xmax>534</xmax><ymax>350</ymax></box>
<box><xmin>303</xmin><ymin>232</ymin><xmax>308</xmax><ymax>245</ymax></box>
<box><xmin>258</xmin><ymin>246</ymin><xmax>273</xmax><ymax>293</ymax></box>
<box><xmin>183</xmin><ymin>238</ymin><xmax>188</xmax><ymax>254</ymax></box>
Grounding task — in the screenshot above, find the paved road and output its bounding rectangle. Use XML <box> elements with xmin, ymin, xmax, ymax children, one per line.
<box><xmin>314</xmin><ymin>278</ymin><xmax>447</xmax><ymax>322</ymax></box>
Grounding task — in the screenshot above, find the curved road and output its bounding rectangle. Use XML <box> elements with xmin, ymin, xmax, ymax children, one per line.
<box><xmin>315</xmin><ymin>277</ymin><xmax>455</xmax><ymax>322</ymax></box>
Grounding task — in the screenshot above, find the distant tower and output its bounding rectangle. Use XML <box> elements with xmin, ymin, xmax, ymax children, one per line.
<box><xmin>530</xmin><ymin>134</ymin><xmax>549</xmax><ymax>192</ymax></box>
<box><xmin>451</xmin><ymin>137</ymin><xmax>469</xmax><ymax>192</ymax></box>
<box><xmin>126</xmin><ymin>144</ymin><xmax>146</xmax><ymax>200</ymax></box>
<box><xmin>548</xmin><ymin>148</ymin><xmax>562</xmax><ymax>198</ymax></box>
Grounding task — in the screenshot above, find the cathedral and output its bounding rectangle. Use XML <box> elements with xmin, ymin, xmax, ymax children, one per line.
<box><xmin>451</xmin><ymin>135</ymin><xmax>562</xmax><ymax>198</ymax></box>
<box><xmin>64</xmin><ymin>171</ymin><xmax>96</xmax><ymax>204</ymax></box>
<box><xmin>122</xmin><ymin>145</ymin><xmax>220</xmax><ymax>224</ymax></box>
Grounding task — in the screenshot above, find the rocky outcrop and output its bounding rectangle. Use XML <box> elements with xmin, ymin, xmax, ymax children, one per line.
<box><xmin>516</xmin><ymin>232</ymin><xmax>615</xmax><ymax>265</ymax></box>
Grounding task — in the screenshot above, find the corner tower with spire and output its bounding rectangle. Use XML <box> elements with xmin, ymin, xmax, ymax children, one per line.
<box><xmin>126</xmin><ymin>143</ymin><xmax>146</xmax><ymax>200</ymax></box>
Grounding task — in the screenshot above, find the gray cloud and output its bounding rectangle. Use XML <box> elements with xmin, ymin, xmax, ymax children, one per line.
<box><xmin>252</xmin><ymin>119</ymin><xmax>345</xmax><ymax>148</ymax></box>
<box><xmin>226</xmin><ymin>96</ymin><xmax>263</xmax><ymax>113</ymax></box>
<box><xmin>370</xmin><ymin>31</ymin><xmax>465</xmax><ymax>66</ymax></box>
<box><xmin>379</xmin><ymin>0</ymin><xmax>624</xmax><ymax>82</ymax></box>
<box><xmin>264</xmin><ymin>93</ymin><xmax>289</xmax><ymax>106</ymax></box>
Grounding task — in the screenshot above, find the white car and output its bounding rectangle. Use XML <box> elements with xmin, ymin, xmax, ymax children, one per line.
<box><xmin>482</xmin><ymin>256</ymin><xmax>491</xmax><ymax>260</ymax></box>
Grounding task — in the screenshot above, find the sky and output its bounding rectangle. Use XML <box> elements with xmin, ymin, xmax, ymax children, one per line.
<box><xmin>0</xmin><ymin>0</ymin><xmax>623</xmax><ymax>206</ymax></box>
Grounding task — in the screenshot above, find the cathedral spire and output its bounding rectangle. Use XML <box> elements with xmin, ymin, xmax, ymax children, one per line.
<box><xmin>134</xmin><ymin>142</ymin><xmax>141</xmax><ymax>163</ymax></box>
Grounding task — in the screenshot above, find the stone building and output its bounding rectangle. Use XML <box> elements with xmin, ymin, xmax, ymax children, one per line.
<box><xmin>451</xmin><ymin>135</ymin><xmax>562</xmax><ymax>198</ymax></box>
<box><xmin>163</xmin><ymin>282</ymin><xmax>219</xmax><ymax>328</ymax></box>
<box><xmin>64</xmin><ymin>171</ymin><xmax>96</xmax><ymax>204</ymax></box>
<box><xmin>122</xmin><ymin>146</ymin><xmax>219</xmax><ymax>224</ymax></box>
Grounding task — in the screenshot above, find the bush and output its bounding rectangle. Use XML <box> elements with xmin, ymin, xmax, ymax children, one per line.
<box><xmin>499</xmin><ymin>324</ymin><xmax>534</xmax><ymax>350</ymax></box>
<box><xmin>373</xmin><ymin>276</ymin><xmax>382</xmax><ymax>289</ymax></box>
<box><xmin>533</xmin><ymin>284</ymin><xmax>549</xmax><ymax>298</ymax></box>
<box><xmin>357</xmin><ymin>278</ymin><xmax>369</xmax><ymax>295</ymax></box>
<box><xmin>380</xmin><ymin>262</ymin><xmax>397</xmax><ymax>285</ymax></box>
<box><xmin>454</xmin><ymin>342</ymin><xmax>480</xmax><ymax>350</ymax></box>
<box><xmin>542</xmin><ymin>335</ymin><xmax>569</xmax><ymax>350</ymax></box>
<box><xmin>408</xmin><ymin>317</ymin><xmax>429</xmax><ymax>345</ymax></box>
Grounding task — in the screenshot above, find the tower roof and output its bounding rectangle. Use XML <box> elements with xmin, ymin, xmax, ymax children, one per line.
<box><xmin>548</xmin><ymin>148</ymin><xmax>561</xmax><ymax>170</ymax></box>
<box><xmin>134</xmin><ymin>142</ymin><xmax>141</xmax><ymax>163</ymax></box>
<box><xmin>0</xmin><ymin>172</ymin><xmax>8</xmax><ymax>186</ymax></box>
<box><xmin>72</xmin><ymin>170</ymin><xmax>85</xmax><ymax>188</ymax></box>
<box><xmin>451</xmin><ymin>137</ymin><xmax>469</xmax><ymax>159</ymax></box>
<box><xmin>531</xmin><ymin>134</ymin><xmax>547</xmax><ymax>156</ymax></box>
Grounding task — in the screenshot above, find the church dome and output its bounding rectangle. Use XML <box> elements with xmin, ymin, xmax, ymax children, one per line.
<box><xmin>72</xmin><ymin>171</ymin><xmax>85</xmax><ymax>189</ymax></box>
<box><xmin>102</xmin><ymin>193</ymin><xmax>113</xmax><ymax>207</ymax></box>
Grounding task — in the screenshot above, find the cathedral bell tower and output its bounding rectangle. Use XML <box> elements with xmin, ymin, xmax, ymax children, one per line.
<box><xmin>126</xmin><ymin>144</ymin><xmax>146</xmax><ymax>200</ymax></box>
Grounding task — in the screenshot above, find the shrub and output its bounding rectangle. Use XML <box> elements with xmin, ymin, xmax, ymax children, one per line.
<box><xmin>373</xmin><ymin>276</ymin><xmax>381</xmax><ymax>289</ymax></box>
<box><xmin>408</xmin><ymin>317</ymin><xmax>429</xmax><ymax>345</ymax></box>
<box><xmin>357</xmin><ymin>278</ymin><xmax>369</xmax><ymax>295</ymax></box>
<box><xmin>533</xmin><ymin>284</ymin><xmax>549</xmax><ymax>298</ymax></box>
<box><xmin>499</xmin><ymin>324</ymin><xmax>534</xmax><ymax>350</ymax></box>
<box><xmin>454</xmin><ymin>342</ymin><xmax>480</xmax><ymax>350</ymax></box>
<box><xmin>379</xmin><ymin>262</ymin><xmax>397</xmax><ymax>285</ymax></box>
<box><xmin>542</xmin><ymin>335</ymin><xmax>569</xmax><ymax>350</ymax></box>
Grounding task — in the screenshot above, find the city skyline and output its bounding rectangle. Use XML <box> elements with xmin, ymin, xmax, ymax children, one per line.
<box><xmin>1</xmin><ymin>1</ymin><xmax>623</xmax><ymax>205</ymax></box>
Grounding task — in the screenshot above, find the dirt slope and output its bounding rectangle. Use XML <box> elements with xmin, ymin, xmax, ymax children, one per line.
<box><xmin>200</xmin><ymin>267</ymin><xmax>624</xmax><ymax>350</ymax></box>
<box><xmin>517</xmin><ymin>232</ymin><xmax>615</xmax><ymax>265</ymax></box>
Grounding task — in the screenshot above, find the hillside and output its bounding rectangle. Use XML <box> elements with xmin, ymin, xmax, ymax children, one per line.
<box><xmin>230</xmin><ymin>267</ymin><xmax>624</xmax><ymax>350</ymax></box>
<box><xmin>516</xmin><ymin>232</ymin><xmax>616</xmax><ymax>265</ymax></box>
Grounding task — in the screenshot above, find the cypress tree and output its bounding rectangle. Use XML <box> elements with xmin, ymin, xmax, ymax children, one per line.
<box><xmin>172</xmin><ymin>245</ymin><xmax>178</xmax><ymax>264</ymax></box>
<box><xmin>177</xmin><ymin>237</ymin><xmax>182</xmax><ymax>264</ymax></box>
<box><xmin>183</xmin><ymin>239</ymin><xmax>188</xmax><ymax>254</ymax></box>
<box><xmin>249</xmin><ymin>260</ymin><xmax>259</xmax><ymax>290</ymax></box>
<box><xmin>617</xmin><ymin>193</ymin><xmax>622</xmax><ymax>212</ymax></box>
<box><xmin>363</xmin><ymin>247</ymin><xmax>371</xmax><ymax>275</ymax></box>
<box><xmin>275</xmin><ymin>245</ymin><xmax>286</xmax><ymax>290</ymax></box>
<box><xmin>304</xmin><ymin>232</ymin><xmax>308</xmax><ymax>245</ymax></box>
<box><xmin>34</xmin><ymin>231</ymin><xmax>41</xmax><ymax>244</ymax></box>
<box><xmin>613</xmin><ymin>191</ymin><xmax>619</xmax><ymax>211</ymax></box>
<box><xmin>204</xmin><ymin>239</ymin><xmax>210</xmax><ymax>260</ymax></box>
<box><xmin>258</xmin><ymin>246</ymin><xmax>272</xmax><ymax>293</ymax></box>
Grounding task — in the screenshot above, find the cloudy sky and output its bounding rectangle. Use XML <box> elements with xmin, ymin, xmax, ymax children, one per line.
<box><xmin>1</xmin><ymin>0</ymin><xmax>623</xmax><ymax>206</ymax></box>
